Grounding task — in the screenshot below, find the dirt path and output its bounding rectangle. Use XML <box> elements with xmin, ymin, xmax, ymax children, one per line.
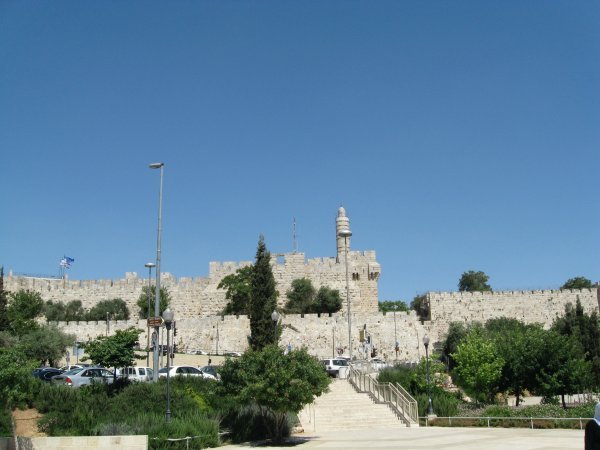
<box><xmin>12</xmin><ymin>408</ymin><xmax>46</xmax><ymax>437</ymax></box>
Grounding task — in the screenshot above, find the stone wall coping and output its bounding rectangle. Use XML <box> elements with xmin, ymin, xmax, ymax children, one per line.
<box><xmin>428</xmin><ymin>288</ymin><xmax>595</xmax><ymax>297</ymax></box>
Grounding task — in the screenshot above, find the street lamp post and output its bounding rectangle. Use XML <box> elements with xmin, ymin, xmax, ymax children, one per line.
<box><xmin>332</xmin><ymin>322</ymin><xmax>336</xmax><ymax>358</ymax></box>
<box><xmin>393</xmin><ymin>305</ymin><xmax>398</xmax><ymax>360</ymax></box>
<box><xmin>337</xmin><ymin>227</ymin><xmax>352</xmax><ymax>360</ymax></box>
<box><xmin>271</xmin><ymin>310</ymin><xmax>280</xmax><ymax>343</ymax></box>
<box><xmin>144</xmin><ymin>262</ymin><xmax>155</xmax><ymax>367</ymax></box>
<box><xmin>423</xmin><ymin>334</ymin><xmax>434</xmax><ymax>416</ymax></box>
<box><xmin>149</xmin><ymin>162</ymin><xmax>164</xmax><ymax>382</ymax></box>
<box><xmin>162</xmin><ymin>308</ymin><xmax>174</xmax><ymax>423</ymax></box>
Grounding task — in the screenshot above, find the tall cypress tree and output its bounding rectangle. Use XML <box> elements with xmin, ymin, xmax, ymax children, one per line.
<box><xmin>0</xmin><ymin>267</ymin><xmax>8</xmax><ymax>332</ymax></box>
<box><xmin>249</xmin><ymin>235</ymin><xmax>279</xmax><ymax>351</ymax></box>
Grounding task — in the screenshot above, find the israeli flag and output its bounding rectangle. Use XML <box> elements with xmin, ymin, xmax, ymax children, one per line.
<box><xmin>60</xmin><ymin>256</ymin><xmax>75</xmax><ymax>268</ymax></box>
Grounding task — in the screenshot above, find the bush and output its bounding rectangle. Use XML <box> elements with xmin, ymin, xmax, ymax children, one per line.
<box><xmin>33</xmin><ymin>377</ymin><xmax>221</xmax><ymax>443</ymax></box>
<box><xmin>0</xmin><ymin>406</ymin><xmax>12</xmax><ymax>437</ymax></box>
<box><xmin>219</xmin><ymin>403</ymin><xmax>293</xmax><ymax>444</ymax></box>
<box><xmin>378</xmin><ymin>364</ymin><xmax>461</xmax><ymax>418</ymax></box>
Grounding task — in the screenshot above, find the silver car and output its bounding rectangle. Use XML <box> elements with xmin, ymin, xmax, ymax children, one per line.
<box><xmin>158</xmin><ymin>365</ymin><xmax>216</xmax><ymax>380</ymax></box>
<box><xmin>51</xmin><ymin>367</ymin><xmax>114</xmax><ymax>387</ymax></box>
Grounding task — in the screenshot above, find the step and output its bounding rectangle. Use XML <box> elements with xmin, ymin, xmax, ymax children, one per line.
<box><xmin>298</xmin><ymin>379</ymin><xmax>407</xmax><ymax>432</ymax></box>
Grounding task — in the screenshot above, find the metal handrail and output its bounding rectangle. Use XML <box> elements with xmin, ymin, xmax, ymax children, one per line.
<box><xmin>421</xmin><ymin>415</ymin><xmax>593</xmax><ymax>430</ymax></box>
<box><xmin>348</xmin><ymin>366</ymin><xmax>419</xmax><ymax>427</ymax></box>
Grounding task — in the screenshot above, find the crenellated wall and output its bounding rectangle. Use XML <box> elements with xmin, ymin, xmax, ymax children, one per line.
<box><xmin>49</xmin><ymin>310</ymin><xmax>430</xmax><ymax>363</ymax></box>
<box><xmin>5</xmin><ymin>249</ymin><xmax>380</xmax><ymax>319</ymax></box>
<box><xmin>425</xmin><ymin>288</ymin><xmax>600</xmax><ymax>345</ymax></box>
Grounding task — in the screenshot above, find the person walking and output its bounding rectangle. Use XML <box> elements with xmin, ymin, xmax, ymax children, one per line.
<box><xmin>585</xmin><ymin>402</ymin><xmax>600</xmax><ymax>450</ymax></box>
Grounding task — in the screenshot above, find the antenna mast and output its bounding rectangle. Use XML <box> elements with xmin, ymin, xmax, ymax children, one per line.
<box><xmin>293</xmin><ymin>217</ymin><xmax>298</xmax><ymax>253</ymax></box>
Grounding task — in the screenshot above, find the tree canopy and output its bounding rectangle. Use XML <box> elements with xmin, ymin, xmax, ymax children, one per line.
<box><xmin>249</xmin><ymin>235</ymin><xmax>279</xmax><ymax>351</ymax></box>
<box><xmin>0</xmin><ymin>267</ymin><xmax>8</xmax><ymax>332</ymax></box>
<box><xmin>285</xmin><ymin>278</ymin><xmax>316</xmax><ymax>314</ymax></box>
<box><xmin>284</xmin><ymin>279</ymin><xmax>342</xmax><ymax>315</ymax></box>
<box><xmin>452</xmin><ymin>328</ymin><xmax>504</xmax><ymax>404</ymax></box>
<box><xmin>458</xmin><ymin>270</ymin><xmax>492</xmax><ymax>292</ymax></box>
<box><xmin>410</xmin><ymin>294</ymin><xmax>430</xmax><ymax>321</ymax></box>
<box><xmin>83</xmin><ymin>327</ymin><xmax>143</xmax><ymax>379</ymax></box>
<box><xmin>560</xmin><ymin>277</ymin><xmax>593</xmax><ymax>290</ymax></box>
<box><xmin>218</xmin><ymin>345</ymin><xmax>330</xmax><ymax>443</ymax></box>
<box><xmin>378</xmin><ymin>300</ymin><xmax>409</xmax><ymax>313</ymax></box>
<box><xmin>7</xmin><ymin>290</ymin><xmax>44</xmax><ymax>336</ymax></box>
<box><xmin>87</xmin><ymin>298</ymin><xmax>130</xmax><ymax>321</ymax></box>
<box><xmin>314</xmin><ymin>287</ymin><xmax>342</xmax><ymax>314</ymax></box>
<box><xmin>218</xmin><ymin>266</ymin><xmax>253</xmax><ymax>315</ymax></box>
<box><xmin>552</xmin><ymin>300</ymin><xmax>600</xmax><ymax>388</ymax></box>
<box><xmin>19</xmin><ymin>325</ymin><xmax>75</xmax><ymax>367</ymax></box>
<box><xmin>137</xmin><ymin>286</ymin><xmax>171</xmax><ymax>318</ymax></box>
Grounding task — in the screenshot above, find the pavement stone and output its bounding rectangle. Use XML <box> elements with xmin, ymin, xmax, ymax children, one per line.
<box><xmin>218</xmin><ymin>426</ymin><xmax>585</xmax><ymax>449</ymax></box>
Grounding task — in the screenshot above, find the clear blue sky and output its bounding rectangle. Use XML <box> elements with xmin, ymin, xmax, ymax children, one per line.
<box><xmin>1</xmin><ymin>1</ymin><xmax>599</xmax><ymax>302</ymax></box>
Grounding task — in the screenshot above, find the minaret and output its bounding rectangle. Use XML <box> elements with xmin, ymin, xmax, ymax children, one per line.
<box><xmin>336</xmin><ymin>206</ymin><xmax>351</xmax><ymax>262</ymax></box>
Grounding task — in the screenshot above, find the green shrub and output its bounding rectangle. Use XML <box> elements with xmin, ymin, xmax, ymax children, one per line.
<box><xmin>0</xmin><ymin>406</ymin><xmax>12</xmax><ymax>437</ymax></box>
<box><xmin>219</xmin><ymin>403</ymin><xmax>293</xmax><ymax>444</ymax></box>
<box><xmin>33</xmin><ymin>377</ymin><xmax>222</xmax><ymax>440</ymax></box>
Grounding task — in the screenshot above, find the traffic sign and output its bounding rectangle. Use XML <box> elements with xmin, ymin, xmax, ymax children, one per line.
<box><xmin>148</xmin><ymin>317</ymin><xmax>163</xmax><ymax>327</ymax></box>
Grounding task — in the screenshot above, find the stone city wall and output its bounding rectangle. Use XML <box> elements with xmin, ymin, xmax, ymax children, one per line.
<box><xmin>42</xmin><ymin>287</ymin><xmax>600</xmax><ymax>363</ymax></box>
<box><xmin>7</xmin><ymin>274</ymin><xmax>599</xmax><ymax>357</ymax></box>
<box><xmin>427</xmin><ymin>288</ymin><xmax>599</xmax><ymax>334</ymax></box>
<box><xmin>5</xmin><ymin>250</ymin><xmax>380</xmax><ymax>319</ymax></box>
<box><xmin>50</xmin><ymin>310</ymin><xmax>430</xmax><ymax>363</ymax></box>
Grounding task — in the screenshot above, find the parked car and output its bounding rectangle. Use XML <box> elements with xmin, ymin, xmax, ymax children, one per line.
<box><xmin>118</xmin><ymin>366</ymin><xmax>153</xmax><ymax>382</ymax></box>
<box><xmin>186</xmin><ymin>349</ymin><xmax>207</xmax><ymax>355</ymax></box>
<box><xmin>222</xmin><ymin>351</ymin><xmax>241</xmax><ymax>357</ymax></box>
<box><xmin>158</xmin><ymin>366</ymin><xmax>216</xmax><ymax>379</ymax></box>
<box><xmin>199</xmin><ymin>365</ymin><xmax>219</xmax><ymax>381</ymax></box>
<box><xmin>320</xmin><ymin>358</ymin><xmax>349</xmax><ymax>377</ymax></box>
<box><xmin>51</xmin><ymin>367</ymin><xmax>114</xmax><ymax>387</ymax></box>
<box><xmin>370</xmin><ymin>358</ymin><xmax>390</xmax><ymax>371</ymax></box>
<box><xmin>32</xmin><ymin>367</ymin><xmax>64</xmax><ymax>382</ymax></box>
<box><xmin>58</xmin><ymin>364</ymin><xmax>91</xmax><ymax>371</ymax></box>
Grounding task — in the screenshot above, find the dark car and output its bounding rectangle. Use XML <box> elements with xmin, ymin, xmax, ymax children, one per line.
<box><xmin>199</xmin><ymin>365</ymin><xmax>220</xmax><ymax>380</ymax></box>
<box><xmin>32</xmin><ymin>367</ymin><xmax>64</xmax><ymax>382</ymax></box>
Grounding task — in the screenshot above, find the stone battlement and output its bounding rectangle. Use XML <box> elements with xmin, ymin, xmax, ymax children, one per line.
<box><xmin>429</xmin><ymin>288</ymin><xmax>595</xmax><ymax>297</ymax></box>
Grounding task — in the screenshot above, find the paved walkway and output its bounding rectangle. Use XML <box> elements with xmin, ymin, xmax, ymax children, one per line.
<box><xmin>219</xmin><ymin>426</ymin><xmax>585</xmax><ymax>449</ymax></box>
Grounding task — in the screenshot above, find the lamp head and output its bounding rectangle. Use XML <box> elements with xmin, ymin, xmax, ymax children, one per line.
<box><xmin>149</xmin><ymin>162</ymin><xmax>164</xmax><ymax>169</ymax></box>
<box><xmin>422</xmin><ymin>334</ymin><xmax>430</xmax><ymax>346</ymax></box>
<box><xmin>162</xmin><ymin>308</ymin><xmax>174</xmax><ymax>324</ymax></box>
<box><xmin>145</xmin><ymin>262</ymin><xmax>156</xmax><ymax>268</ymax></box>
<box><xmin>271</xmin><ymin>310</ymin><xmax>280</xmax><ymax>323</ymax></box>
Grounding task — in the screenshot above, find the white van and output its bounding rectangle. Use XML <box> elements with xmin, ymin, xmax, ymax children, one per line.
<box><xmin>119</xmin><ymin>366</ymin><xmax>153</xmax><ymax>382</ymax></box>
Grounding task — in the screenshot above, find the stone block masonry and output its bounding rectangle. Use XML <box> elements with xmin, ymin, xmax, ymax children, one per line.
<box><xmin>48</xmin><ymin>310</ymin><xmax>431</xmax><ymax>363</ymax></box>
<box><xmin>28</xmin><ymin>287</ymin><xmax>600</xmax><ymax>361</ymax></box>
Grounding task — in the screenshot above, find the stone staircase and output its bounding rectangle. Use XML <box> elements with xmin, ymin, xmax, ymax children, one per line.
<box><xmin>298</xmin><ymin>379</ymin><xmax>406</xmax><ymax>432</ymax></box>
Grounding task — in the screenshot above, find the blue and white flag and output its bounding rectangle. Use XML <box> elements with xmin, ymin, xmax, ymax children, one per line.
<box><xmin>60</xmin><ymin>256</ymin><xmax>75</xmax><ymax>268</ymax></box>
